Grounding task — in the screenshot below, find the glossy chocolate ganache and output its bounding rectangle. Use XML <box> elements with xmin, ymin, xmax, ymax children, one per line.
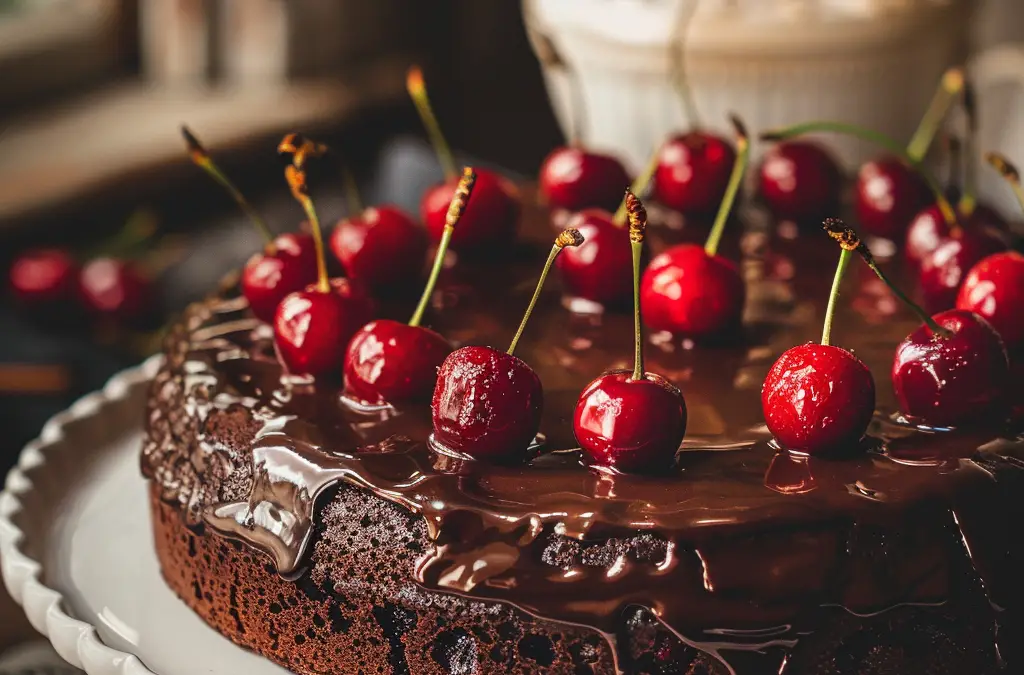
<box><xmin>142</xmin><ymin>201</ymin><xmax>1024</xmax><ymax>675</ymax></box>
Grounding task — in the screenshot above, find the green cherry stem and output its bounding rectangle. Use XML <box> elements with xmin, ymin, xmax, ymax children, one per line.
<box><xmin>820</xmin><ymin>247</ymin><xmax>851</xmax><ymax>347</ymax></box>
<box><xmin>906</xmin><ymin>66</ymin><xmax>964</xmax><ymax>162</ymax></box>
<box><xmin>704</xmin><ymin>115</ymin><xmax>748</xmax><ymax>257</ymax></box>
<box><xmin>284</xmin><ymin>163</ymin><xmax>329</xmax><ymax>293</ymax></box>
<box><xmin>612</xmin><ymin>147</ymin><xmax>662</xmax><ymax>226</ymax></box>
<box><xmin>761</xmin><ymin>121</ymin><xmax>959</xmax><ymax>230</ymax></box>
<box><xmin>507</xmin><ymin>228</ymin><xmax>585</xmax><ymax>356</ymax></box>
<box><xmin>409</xmin><ymin>167</ymin><xmax>477</xmax><ymax>328</ymax></box>
<box><xmin>960</xmin><ymin>81</ymin><xmax>978</xmax><ymax>216</ymax></box>
<box><xmin>181</xmin><ymin>125</ymin><xmax>276</xmax><ymax>248</ymax></box>
<box><xmin>822</xmin><ymin>218</ymin><xmax>951</xmax><ymax>338</ymax></box>
<box><xmin>625</xmin><ymin>188</ymin><xmax>648</xmax><ymax>381</ymax></box>
<box><xmin>407</xmin><ymin>66</ymin><xmax>458</xmax><ymax>182</ymax></box>
<box><xmin>985</xmin><ymin>152</ymin><xmax>1024</xmax><ymax>217</ymax></box>
<box><xmin>342</xmin><ymin>166</ymin><xmax>364</xmax><ymax>215</ymax></box>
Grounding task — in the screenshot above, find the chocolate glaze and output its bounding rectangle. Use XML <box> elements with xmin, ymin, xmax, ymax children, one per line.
<box><xmin>142</xmin><ymin>203</ymin><xmax>1024</xmax><ymax>674</ymax></box>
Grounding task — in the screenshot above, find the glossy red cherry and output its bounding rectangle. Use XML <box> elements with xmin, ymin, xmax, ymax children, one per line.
<box><xmin>574</xmin><ymin>190</ymin><xmax>688</xmax><ymax>472</ymax></box>
<box><xmin>344</xmin><ymin>320</ymin><xmax>451</xmax><ymax>404</ymax></box>
<box><xmin>329</xmin><ymin>205</ymin><xmax>425</xmax><ymax>292</ymax></box>
<box><xmin>762</xmin><ymin>343</ymin><xmax>876</xmax><ymax>454</ymax></box>
<box><xmin>574</xmin><ymin>371</ymin><xmax>687</xmax><ymax>473</ymax></box>
<box><xmin>242</xmin><ymin>232</ymin><xmax>319</xmax><ymax>322</ymax></box>
<box><xmin>429</xmin><ymin>226</ymin><xmax>583</xmax><ymax>460</ymax></box>
<box><xmin>653</xmin><ymin>131</ymin><xmax>736</xmax><ymax>214</ymax></box>
<box><xmin>342</xmin><ymin>168</ymin><xmax>476</xmax><ymax>404</ymax></box>
<box><xmin>956</xmin><ymin>251</ymin><xmax>1024</xmax><ymax>348</ymax></box>
<box><xmin>539</xmin><ymin>146</ymin><xmax>630</xmax><ymax>212</ymax></box>
<box><xmin>421</xmin><ymin>169</ymin><xmax>520</xmax><ymax>251</ymax></box>
<box><xmin>854</xmin><ymin>156</ymin><xmax>930</xmax><ymax>239</ymax></box>
<box><xmin>640</xmin><ymin>244</ymin><xmax>745</xmax><ymax>336</ymax></box>
<box><xmin>918</xmin><ymin>229</ymin><xmax>1008</xmax><ymax>311</ymax></box>
<box><xmin>9</xmin><ymin>248</ymin><xmax>78</xmax><ymax>309</ymax></box>
<box><xmin>892</xmin><ymin>309</ymin><xmax>1009</xmax><ymax>427</ymax></box>
<box><xmin>556</xmin><ymin>209</ymin><xmax>633</xmax><ymax>306</ymax></box>
<box><xmin>905</xmin><ymin>204</ymin><xmax>1008</xmax><ymax>268</ymax></box>
<box><xmin>431</xmin><ymin>345</ymin><xmax>543</xmax><ymax>459</ymax></box>
<box><xmin>758</xmin><ymin>140</ymin><xmax>842</xmax><ymax>222</ymax></box>
<box><xmin>274</xmin><ymin>278</ymin><xmax>373</xmax><ymax>376</ymax></box>
<box><xmin>77</xmin><ymin>257</ymin><xmax>155</xmax><ymax>323</ymax></box>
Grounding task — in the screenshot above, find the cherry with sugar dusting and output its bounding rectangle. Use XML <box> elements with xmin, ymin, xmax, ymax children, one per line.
<box><xmin>343</xmin><ymin>169</ymin><xmax>478</xmax><ymax>404</ymax></box>
<box><xmin>761</xmin><ymin>220</ymin><xmax>876</xmax><ymax>455</ymax></box>
<box><xmin>574</xmin><ymin>190</ymin><xmax>687</xmax><ymax>472</ymax></box>
<box><xmin>408</xmin><ymin>67</ymin><xmax>520</xmax><ymax>251</ymax></box>
<box><xmin>431</xmin><ymin>228</ymin><xmax>584</xmax><ymax>461</ymax></box>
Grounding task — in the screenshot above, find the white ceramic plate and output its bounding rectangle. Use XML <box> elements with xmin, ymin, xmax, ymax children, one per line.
<box><xmin>0</xmin><ymin>357</ymin><xmax>288</xmax><ymax>675</ymax></box>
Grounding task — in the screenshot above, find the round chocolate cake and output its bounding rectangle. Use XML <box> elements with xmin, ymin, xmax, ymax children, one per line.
<box><xmin>141</xmin><ymin>192</ymin><xmax>1024</xmax><ymax>675</ymax></box>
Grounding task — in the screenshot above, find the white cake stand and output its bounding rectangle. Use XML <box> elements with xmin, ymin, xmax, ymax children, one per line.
<box><xmin>0</xmin><ymin>358</ymin><xmax>288</xmax><ymax>675</ymax></box>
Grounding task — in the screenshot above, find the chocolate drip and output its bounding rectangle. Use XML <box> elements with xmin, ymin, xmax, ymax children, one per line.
<box><xmin>143</xmin><ymin>212</ymin><xmax>1024</xmax><ymax>673</ymax></box>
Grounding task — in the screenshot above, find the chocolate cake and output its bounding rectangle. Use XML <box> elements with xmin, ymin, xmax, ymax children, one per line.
<box><xmin>141</xmin><ymin>197</ymin><xmax>1024</xmax><ymax>675</ymax></box>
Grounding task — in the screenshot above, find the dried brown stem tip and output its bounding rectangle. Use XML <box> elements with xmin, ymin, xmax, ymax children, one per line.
<box><xmin>406</xmin><ymin>66</ymin><xmax>425</xmax><ymax>96</ymax></box>
<box><xmin>445</xmin><ymin>167</ymin><xmax>477</xmax><ymax>228</ymax></box>
<box><xmin>556</xmin><ymin>228</ymin><xmax>585</xmax><ymax>249</ymax></box>
<box><xmin>729</xmin><ymin>114</ymin><xmax>749</xmax><ymax>145</ymax></box>
<box><xmin>285</xmin><ymin>164</ymin><xmax>309</xmax><ymax>200</ymax></box>
<box><xmin>180</xmin><ymin>125</ymin><xmax>208</xmax><ymax>164</ymax></box>
<box><xmin>822</xmin><ymin>217</ymin><xmax>863</xmax><ymax>253</ymax></box>
<box><xmin>986</xmin><ymin>152</ymin><xmax>1021</xmax><ymax>184</ymax></box>
<box><xmin>625</xmin><ymin>188</ymin><xmax>648</xmax><ymax>243</ymax></box>
<box><xmin>278</xmin><ymin>133</ymin><xmax>328</xmax><ymax>169</ymax></box>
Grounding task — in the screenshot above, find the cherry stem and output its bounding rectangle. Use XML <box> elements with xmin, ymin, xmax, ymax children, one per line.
<box><xmin>507</xmin><ymin>228</ymin><xmax>584</xmax><ymax>356</ymax></box>
<box><xmin>670</xmin><ymin>0</ymin><xmax>702</xmax><ymax>129</ymax></box>
<box><xmin>625</xmin><ymin>189</ymin><xmax>648</xmax><ymax>381</ymax></box>
<box><xmin>762</xmin><ymin>121</ymin><xmax>959</xmax><ymax>231</ymax></box>
<box><xmin>704</xmin><ymin>115</ymin><xmax>748</xmax><ymax>257</ymax></box>
<box><xmin>181</xmin><ymin>125</ymin><xmax>275</xmax><ymax>248</ymax></box>
<box><xmin>821</xmin><ymin>218</ymin><xmax>951</xmax><ymax>339</ymax></box>
<box><xmin>409</xmin><ymin>167</ymin><xmax>477</xmax><ymax>328</ymax></box>
<box><xmin>407</xmin><ymin>66</ymin><xmax>457</xmax><ymax>181</ymax></box>
<box><xmin>821</xmin><ymin>247</ymin><xmax>851</xmax><ymax>347</ymax></box>
<box><xmin>84</xmin><ymin>209</ymin><xmax>158</xmax><ymax>261</ymax></box>
<box><xmin>285</xmin><ymin>165</ymin><xmax>329</xmax><ymax>293</ymax></box>
<box><xmin>944</xmin><ymin>133</ymin><xmax>962</xmax><ymax>201</ymax></box>
<box><xmin>906</xmin><ymin>66</ymin><xmax>964</xmax><ymax>162</ymax></box>
<box><xmin>342</xmin><ymin>166</ymin><xmax>363</xmax><ymax>215</ymax></box>
<box><xmin>985</xmin><ymin>152</ymin><xmax>1024</xmax><ymax>216</ymax></box>
<box><xmin>612</xmin><ymin>147</ymin><xmax>661</xmax><ymax>226</ymax></box>
<box><xmin>960</xmin><ymin>82</ymin><xmax>978</xmax><ymax>216</ymax></box>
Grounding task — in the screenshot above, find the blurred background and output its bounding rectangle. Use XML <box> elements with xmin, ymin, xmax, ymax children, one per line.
<box><xmin>0</xmin><ymin>0</ymin><xmax>1023</xmax><ymax>659</ymax></box>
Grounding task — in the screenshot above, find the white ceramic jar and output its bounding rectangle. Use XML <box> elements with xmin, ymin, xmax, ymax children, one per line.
<box><xmin>524</xmin><ymin>0</ymin><xmax>974</xmax><ymax>171</ymax></box>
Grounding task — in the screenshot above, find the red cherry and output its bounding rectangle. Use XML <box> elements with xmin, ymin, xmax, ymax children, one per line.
<box><xmin>421</xmin><ymin>169</ymin><xmax>520</xmax><ymax>251</ymax></box>
<box><xmin>556</xmin><ymin>209</ymin><xmax>633</xmax><ymax>306</ymax></box>
<box><xmin>242</xmin><ymin>232</ymin><xmax>319</xmax><ymax>322</ymax></box>
<box><xmin>892</xmin><ymin>309</ymin><xmax>1009</xmax><ymax>427</ymax></box>
<box><xmin>653</xmin><ymin>131</ymin><xmax>737</xmax><ymax>214</ymax></box>
<box><xmin>344</xmin><ymin>319</ymin><xmax>452</xmax><ymax>404</ymax></box>
<box><xmin>574</xmin><ymin>371</ymin><xmax>687</xmax><ymax>472</ymax></box>
<box><xmin>9</xmin><ymin>248</ymin><xmax>78</xmax><ymax>309</ymax></box>
<box><xmin>905</xmin><ymin>204</ymin><xmax>1009</xmax><ymax>269</ymax></box>
<box><xmin>431</xmin><ymin>345</ymin><xmax>542</xmax><ymax>460</ymax></box>
<box><xmin>640</xmin><ymin>243</ymin><xmax>745</xmax><ymax>337</ymax></box>
<box><xmin>762</xmin><ymin>343</ymin><xmax>876</xmax><ymax>455</ymax></box>
<box><xmin>918</xmin><ymin>229</ymin><xmax>1008</xmax><ymax>311</ymax></box>
<box><xmin>77</xmin><ymin>258</ymin><xmax>155</xmax><ymax>323</ymax></box>
<box><xmin>539</xmin><ymin>146</ymin><xmax>631</xmax><ymax>212</ymax></box>
<box><xmin>329</xmin><ymin>205</ymin><xmax>426</xmax><ymax>292</ymax></box>
<box><xmin>758</xmin><ymin>141</ymin><xmax>842</xmax><ymax>223</ymax></box>
<box><xmin>854</xmin><ymin>156</ymin><xmax>930</xmax><ymax>239</ymax></box>
<box><xmin>273</xmin><ymin>278</ymin><xmax>373</xmax><ymax>376</ymax></box>
<box><xmin>956</xmin><ymin>251</ymin><xmax>1024</xmax><ymax>348</ymax></box>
